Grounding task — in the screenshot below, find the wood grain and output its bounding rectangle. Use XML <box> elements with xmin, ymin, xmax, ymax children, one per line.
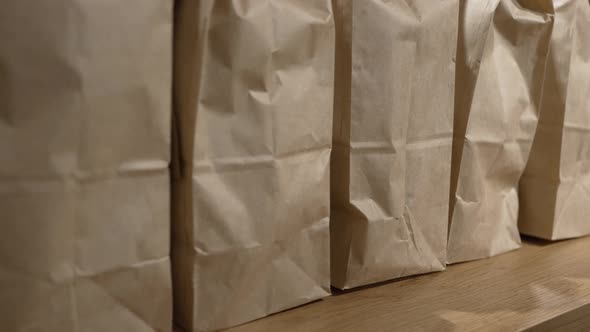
<box><xmin>527</xmin><ymin>303</ymin><xmax>590</xmax><ymax>332</ymax></box>
<box><xmin>217</xmin><ymin>236</ymin><xmax>590</xmax><ymax>331</ymax></box>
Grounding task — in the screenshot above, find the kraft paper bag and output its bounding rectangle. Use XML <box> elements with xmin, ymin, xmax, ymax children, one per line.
<box><xmin>0</xmin><ymin>1</ymin><xmax>173</xmax><ymax>331</ymax></box>
<box><xmin>172</xmin><ymin>1</ymin><xmax>334</xmax><ymax>330</ymax></box>
<box><xmin>519</xmin><ymin>0</ymin><xmax>590</xmax><ymax>240</ymax></box>
<box><xmin>330</xmin><ymin>0</ymin><xmax>458</xmax><ymax>289</ymax></box>
<box><xmin>447</xmin><ymin>0</ymin><xmax>554</xmax><ymax>263</ymax></box>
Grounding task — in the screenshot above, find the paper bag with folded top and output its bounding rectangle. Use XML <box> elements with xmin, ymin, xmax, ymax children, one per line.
<box><xmin>0</xmin><ymin>0</ymin><xmax>173</xmax><ymax>331</ymax></box>
<box><xmin>447</xmin><ymin>0</ymin><xmax>554</xmax><ymax>263</ymax></box>
<box><xmin>171</xmin><ymin>0</ymin><xmax>334</xmax><ymax>331</ymax></box>
<box><xmin>330</xmin><ymin>0</ymin><xmax>458</xmax><ymax>289</ymax></box>
<box><xmin>519</xmin><ymin>0</ymin><xmax>590</xmax><ymax>241</ymax></box>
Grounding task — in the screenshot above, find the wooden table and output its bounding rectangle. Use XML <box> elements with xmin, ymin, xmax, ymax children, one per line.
<box><xmin>219</xmin><ymin>236</ymin><xmax>590</xmax><ymax>331</ymax></box>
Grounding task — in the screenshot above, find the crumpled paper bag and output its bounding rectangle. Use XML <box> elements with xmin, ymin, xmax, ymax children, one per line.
<box><xmin>171</xmin><ymin>1</ymin><xmax>334</xmax><ymax>330</ymax></box>
<box><xmin>448</xmin><ymin>0</ymin><xmax>554</xmax><ymax>263</ymax></box>
<box><xmin>0</xmin><ymin>0</ymin><xmax>173</xmax><ymax>331</ymax></box>
<box><xmin>519</xmin><ymin>0</ymin><xmax>590</xmax><ymax>240</ymax></box>
<box><xmin>330</xmin><ymin>0</ymin><xmax>458</xmax><ymax>289</ymax></box>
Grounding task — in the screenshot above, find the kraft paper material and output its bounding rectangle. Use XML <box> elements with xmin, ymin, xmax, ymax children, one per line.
<box><xmin>448</xmin><ymin>0</ymin><xmax>554</xmax><ymax>263</ymax></box>
<box><xmin>330</xmin><ymin>0</ymin><xmax>459</xmax><ymax>289</ymax></box>
<box><xmin>172</xmin><ymin>1</ymin><xmax>334</xmax><ymax>330</ymax></box>
<box><xmin>0</xmin><ymin>0</ymin><xmax>173</xmax><ymax>331</ymax></box>
<box><xmin>519</xmin><ymin>0</ymin><xmax>590</xmax><ymax>241</ymax></box>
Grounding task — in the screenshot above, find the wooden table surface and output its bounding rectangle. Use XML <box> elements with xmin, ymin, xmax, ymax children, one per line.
<box><xmin>216</xmin><ymin>236</ymin><xmax>590</xmax><ymax>331</ymax></box>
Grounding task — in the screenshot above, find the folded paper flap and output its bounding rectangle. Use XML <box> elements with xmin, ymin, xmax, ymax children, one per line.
<box><xmin>516</xmin><ymin>0</ymin><xmax>556</xmax><ymax>13</ymax></box>
<box><xmin>334</xmin><ymin>207</ymin><xmax>445</xmax><ymax>289</ymax></box>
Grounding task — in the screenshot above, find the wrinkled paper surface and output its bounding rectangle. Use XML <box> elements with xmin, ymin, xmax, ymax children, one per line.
<box><xmin>448</xmin><ymin>0</ymin><xmax>554</xmax><ymax>263</ymax></box>
<box><xmin>172</xmin><ymin>1</ymin><xmax>334</xmax><ymax>330</ymax></box>
<box><xmin>330</xmin><ymin>0</ymin><xmax>458</xmax><ymax>289</ymax></box>
<box><xmin>0</xmin><ymin>1</ymin><xmax>173</xmax><ymax>331</ymax></box>
<box><xmin>519</xmin><ymin>0</ymin><xmax>590</xmax><ymax>240</ymax></box>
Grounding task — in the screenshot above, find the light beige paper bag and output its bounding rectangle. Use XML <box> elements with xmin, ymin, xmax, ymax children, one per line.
<box><xmin>0</xmin><ymin>1</ymin><xmax>173</xmax><ymax>331</ymax></box>
<box><xmin>519</xmin><ymin>0</ymin><xmax>590</xmax><ymax>240</ymax></box>
<box><xmin>448</xmin><ymin>0</ymin><xmax>554</xmax><ymax>263</ymax></box>
<box><xmin>172</xmin><ymin>1</ymin><xmax>334</xmax><ymax>331</ymax></box>
<box><xmin>330</xmin><ymin>0</ymin><xmax>458</xmax><ymax>289</ymax></box>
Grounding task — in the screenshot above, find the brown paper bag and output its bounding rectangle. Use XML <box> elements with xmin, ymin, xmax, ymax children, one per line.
<box><xmin>171</xmin><ymin>1</ymin><xmax>334</xmax><ymax>330</ymax></box>
<box><xmin>447</xmin><ymin>0</ymin><xmax>554</xmax><ymax>263</ymax></box>
<box><xmin>519</xmin><ymin>0</ymin><xmax>590</xmax><ymax>240</ymax></box>
<box><xmin>330</xmin><ymin>0</ymin><xmax>458</xmax><ymax>289</ymax></box>
<box><xmin>0</xmin><ymin>1</ymin><xmax>173</xmax><ymax>331</ymax></box>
